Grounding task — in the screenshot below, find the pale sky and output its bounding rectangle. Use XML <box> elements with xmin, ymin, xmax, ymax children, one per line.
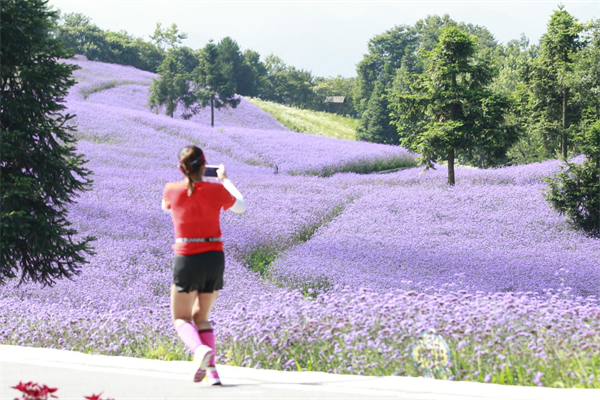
<box><xmin>49</xmin><ymin>0</ymin><xmax>599</xmax><ymax>77</ymax></box>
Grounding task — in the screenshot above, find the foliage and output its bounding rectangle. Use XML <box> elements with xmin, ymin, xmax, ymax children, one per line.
<box><xmin>524</xmin><ymin>6</ymin><xmax>585</xmax><ymax>160</ymax></box>
<box><xmin>216</xmin><ymin>37</ymin><xmax>246</xmax><ymax>95</ymax></box>
<box><xmin>544</xmin><ymin>121</ymin><xmax>600</xmax><ymax>236</ymax></box>
<box><xmin>148</xmin><ymin>54</ymin><xmax>194</xmax><ymax>118</ymax></box>
<box><xmin>353</xmin><ymin>14</ymin><xmax>499</xmax><ymax>145</ymax></box>
<box><xmin>12</xmin><ymin>381</ymin><xmax>57</xmax><ymax>400</ymax></box>
<box><xmin>356</xmin><ymin>81</ymin><xmax>397</xmax><ymax>144</ymax></box>
<box><xmin>11</xmin><ymin>381</ymin><xmax>115</xmax><ymax>400</ymax></box>
<box><xmin>312</xmin><ymin>75</ymin><xmax>356</xmax><ymax>116</ymax></box>
<box><xmin>149</xmin><ymin>22</ymin><xmax>187</xmax><ymax>51</ymax></box>
<box><xmin>55</xmin><ymin>12</ymin><xmax>165</xmax><ymax>72</ymax></box>
<box><xmin>389</xmin><ymin>26</ymin><xmax>517</xmax><ymax>184</ymax></box>
<box><xmin>168</xmin><ymin>46</ymin><xmax>200</xmax><ymax>75</ymax></box>
<box><xmin>0</xmin><ymin>0</ymin><xmax>94</xmax><ymax>285</ymax></box>
<box><xmin>261</xmin><ymin>54</ymin><xmax>319</xmax><ymax>109</ymax></box>
<box><xmin>192</xmin><ymin>40</ymin><xmax>240</xmax><ymax>126</ymax></box>
<box><xmin>239</xmin><ymin>49</ymin><xmax>267</xmax><ymax>97</ymax></box>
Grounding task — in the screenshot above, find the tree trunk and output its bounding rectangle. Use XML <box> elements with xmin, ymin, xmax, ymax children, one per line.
<box><xmin>448</xmin><ymin>147</ymin><xmax>455</xmax><ymax>186</ymax></box>
<box><xmin>448</xmin><ymin>96</ymin><xmax>457</xmax><ymax>186</ymax></box>
<box><xmin>562</xmin><ymin>87</ymin><xmax>568</xmax><ymax>159</ymax></box>
<box><xmin>210</xmin><ymin>98</ymin><xmax>214</xmax><ymax>127</ymax></box>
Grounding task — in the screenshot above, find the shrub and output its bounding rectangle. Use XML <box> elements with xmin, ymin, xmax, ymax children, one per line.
<box><xmin>544</xmin><ymin>121</ymin><xmax>600</xmax><ymax>237</ymax></box>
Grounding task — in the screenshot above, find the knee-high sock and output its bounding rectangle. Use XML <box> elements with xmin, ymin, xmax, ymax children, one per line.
<box><xmin>176</xmin><ymin>321</ymin><xmax>203</xmax><ymax>353</ymax></box>
<box><xmin>199</xmin><ymin>329</ymin><xmax>216</xmax><ymax>366</ymax></box>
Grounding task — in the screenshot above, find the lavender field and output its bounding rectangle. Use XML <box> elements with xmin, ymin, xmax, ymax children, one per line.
<box><xmin>1</xmin><ymin>57</ymin><xmax>599</xmax><ymax>388</ymax></box>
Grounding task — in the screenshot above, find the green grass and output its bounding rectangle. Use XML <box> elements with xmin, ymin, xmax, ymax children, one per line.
<box><xmin>80</xmin><ymin>79</ymin><xmax>148</xmax><ymax>99</ymax></box>
<box><xmin>246</xmin><ymin>97</ymin><xmax>360</xmax><ymax>141</ymax></box>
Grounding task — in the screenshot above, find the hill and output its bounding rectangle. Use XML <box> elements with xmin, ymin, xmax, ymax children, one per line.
<box><xmin>1</xmin><ymin>57</ymin><xmax>599</xmax><ymax>387</ymax></box>
<box><xmin>246</xmin><ymin>97</ymin><xmax>360</xmax><ymax>141</ymax></box>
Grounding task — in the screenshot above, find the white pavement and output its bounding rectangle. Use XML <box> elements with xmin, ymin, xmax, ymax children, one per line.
<box><xmin>1</xmin><ymin>345</ymin><xmax>598</xmax><ymax>400</ymax></box>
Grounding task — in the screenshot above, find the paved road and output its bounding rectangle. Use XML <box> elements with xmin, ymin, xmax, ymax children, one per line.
<box><xmin>1</xmin><ymin>346</ymin><xmax>598</xmax><ymax>400</ymax></box>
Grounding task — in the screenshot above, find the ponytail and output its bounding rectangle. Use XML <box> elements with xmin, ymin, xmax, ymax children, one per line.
<box><xmin>178</xmin><ymin>145</ymin><xmax>206</xmax><ymax>196</ymax></box>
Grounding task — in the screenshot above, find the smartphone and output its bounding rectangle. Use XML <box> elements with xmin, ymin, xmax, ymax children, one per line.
<box><xmin>204</xmin><ymin>165</ymin><xmax>219</xmax><ymax>177</ymax></box>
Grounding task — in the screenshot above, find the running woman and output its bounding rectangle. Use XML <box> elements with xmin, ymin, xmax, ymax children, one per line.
<box><xmin>162</xmin><ymin>145</ymin><xmax>246</xmax><ymax>385</ymax></box>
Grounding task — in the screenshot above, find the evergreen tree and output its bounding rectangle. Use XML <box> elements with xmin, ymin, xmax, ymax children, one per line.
<box><xmin>148</xmin><ymin>54</ymin><xmax>194</xmax><ymax>118</ymax></box>
<box><xmin>527</xmin><ymin>6</ymin><xmax>584</xmax><ymax>159</ymax></box>
<box><xmin>545</xmin><ymin>121</ymin><xmax>600</xmax><ymax>236</ymax></box>
<box><xmin>1</xmin><ymin>0</ymin><xmax>94</xmax><ymax>285</ymax></box>
<box><xmin>238</xmin><ymin>49</ymin><xmax>267</xmax><ymax>98</ymax></box>
<box><xmin>169</xmin><ymin>46</ymin><xmax>200</xmax><ymax>75</ymax></box>
<box><xmin>390</xmin><ymin>27</ymin><xmax>517</xmax><ymax>185</ymax></box>
<box><xmin>193</xmin><ymin>40</ymin><xmax>240</xmax><ymax>127</ymax></box>
<box><xmin>357</xmin><ymin>81</ymin><xmax>397</xmax><ymax>144</ymax></box>
<box><xmin>216</xmin><ymin>37</ymin><xmax>244</xmax><ymax>94</ymax></box>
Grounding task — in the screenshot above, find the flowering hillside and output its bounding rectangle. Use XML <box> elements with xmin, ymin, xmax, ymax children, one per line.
<box><xmin>1</xmin><ymin>57</ymin><xmax>599</xmax><ymax>388</ymax></box>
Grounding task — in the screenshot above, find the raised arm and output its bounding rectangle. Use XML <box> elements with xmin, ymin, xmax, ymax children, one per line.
<box><xmin>217</xmin><ymin>164</ymin><xmax>246</xmax><ymax>214</ymax></box>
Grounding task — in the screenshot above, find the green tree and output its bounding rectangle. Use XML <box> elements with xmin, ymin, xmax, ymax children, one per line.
<box><xmin>216</xmin><ymin>37</ymin><xmax>244</xmax><ymax>94</ymax></box>
<box><xmin>544</xmin><ymin>121</ymin><xmax>600</xmax><ymax>236</ymax></box>
<box><xmin>390</xmin><ymin>27</ymin><xmax>516</xmax><ymax>185</ymax></box>
<box><xmin>56</xmin><ymin>12</ymin><xmax>165</xmax><ymax>72</ymax></box>
<box><xmin>313</xmin><ymin>75</ymin><xmax>356</xmax><ymax>116</ymax></box>
<box><xmin>169</xmin><ymin>46</ymin><xmax>200</xmax><ymax>75</ymax></box>
<box><xmin>262</xmin><ymin>54</ymin><xmax>318</xmax><ymax>109</ymax></box>
<box><xmin>150</xmin><ymin>22</ymin><xmax>187</xmax><ymax>51</ymax></box>
<box><xmin>1</xmin><ymin>0</ymin><xmax>94</xmax><ymax>285</ymax></box>
<box><xmin>55</xmin><ymin>12</ymin><xmax>110</xmax><ymax>61</ymax></box>
<box><xmin>239</xmin><ymin>49</ymin><xmax>267</xmax><ymax>97</ymax></box>
<box><xmin>527</xmin><ymin>6</ymin><xmax>584</xmax><ymax>159</ymax></box>
<box><xmin>353</xmin><ymin>24</ymin><xmax>416</xmax><ymax>116</ymax></box>
<box><xmin>148</xmin><ymin>54</ymin><xmax>194</xmax><ymax>118</ymax></box>
<box><xmin>357</xmin><ymin>81</ymin><xmax>397</xmax><ymax>144</ymax></box>
<box><xmin>573</xmin><ymin>19</ymin><xmax>600</xmax><ymax>132</ymax></box>
<box><xmin>193</xmin><ymin>40</ymin><xmax>240</xmax><ymax>127</ymax></box>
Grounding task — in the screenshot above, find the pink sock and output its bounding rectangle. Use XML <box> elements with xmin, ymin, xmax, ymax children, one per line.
<box><xmin>199</xmin><ymin>329</ymin><xmax>216</xmax><ymax>366</ymax></box>
<box><xmin>176</xmin><ymin>321</ymin><xmax>203</xmax><ymax>353</ymax></box>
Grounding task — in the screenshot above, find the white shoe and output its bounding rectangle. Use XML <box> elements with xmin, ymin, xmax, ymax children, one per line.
<box><xmin>193</xmin><ymin>345</ymin><xmax>213</xmax><ymax>383</ymax></box>
<box><xmin>206</xmin><ymin>366</ymin><xmax>222</xmax><ymax>386</ymax></box>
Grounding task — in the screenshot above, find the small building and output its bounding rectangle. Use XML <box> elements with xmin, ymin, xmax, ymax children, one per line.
<box><xmin>325</xmin><ymin>96</ymin><xmax>346</xmax><ymax>116</ymax></box>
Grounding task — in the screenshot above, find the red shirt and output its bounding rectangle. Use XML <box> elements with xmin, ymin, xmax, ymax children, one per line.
<box><xmin>163</xmin><ymin>180</ymin><xmax>236</xmax><ymax>255</ymax></box>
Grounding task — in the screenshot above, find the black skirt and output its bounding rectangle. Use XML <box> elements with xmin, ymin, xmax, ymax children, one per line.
<box><xmin>173</xmin><ymin>251</ymin><xmax>225</xmax><ymax>293</ymax></box>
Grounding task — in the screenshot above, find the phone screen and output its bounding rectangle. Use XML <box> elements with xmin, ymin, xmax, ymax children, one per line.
<box><xmin>204</xmin><ymin>166</ymin><xmax>218</xmax><ymax>177</ymax></box>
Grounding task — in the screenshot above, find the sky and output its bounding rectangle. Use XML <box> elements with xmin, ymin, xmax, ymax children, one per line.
<box><xmin>49</xmin><ymin>0</ymin><xmax>600</xmax><ymax>78</ymax></box>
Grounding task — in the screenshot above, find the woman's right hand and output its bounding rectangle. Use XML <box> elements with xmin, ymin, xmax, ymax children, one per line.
<box><xmin>217</xmin><ymin>164</ymin><xmax>228</xmax><ymax>182</ymax></box>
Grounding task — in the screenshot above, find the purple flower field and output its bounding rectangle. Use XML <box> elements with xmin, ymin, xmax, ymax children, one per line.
<box><xmin>1</xmin><ymin>57</ymin><xmax>599</xmax><ymax>388</ymax></box>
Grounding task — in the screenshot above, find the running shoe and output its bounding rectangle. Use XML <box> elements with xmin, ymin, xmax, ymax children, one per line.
<box><xmin>206</xmin><ymin>366</ymin><xmax>222</xmax><ymax>386</ymax></box>
<box><xmin>193</xmin><ymin>345</ymin><xmax>213</xmax><ymax>383</ymax></box>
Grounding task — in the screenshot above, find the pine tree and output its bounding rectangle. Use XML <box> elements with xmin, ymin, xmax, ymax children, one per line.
<box><xmin>357</xmin><ymin>81</ymin><xmax>398</xmax><ymax>144</ymax></box>
<box><xmin>193</xmin><ymin>40</ymin><xmax>240</xmax><ymax>127</ymax></box>
<box><xmin>527</xmin><ymin>6</ymin><xmax>584</xmax><ymax>159</ymax></box>
<box><xmin>1</xmin><ymin>0</ymin><xmax>95</xmax><ymax>285</ymax></box>
<box><xmin>148</xmin><ymin>54</ymin><xmax>194</xmax><ymax>118</ymax></box>
<box><xmin>545</xmin><ymin>121</ymin><xmax>600</xmax><ymax>236</ymax></box>
<box><xmin>390</xmin><ymin>27</ymin><xmax>517</xmax><ymax>185</ymax></box>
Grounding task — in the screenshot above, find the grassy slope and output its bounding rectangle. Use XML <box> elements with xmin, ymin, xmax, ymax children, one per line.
<box><xmin>246</xmin><ymin>97</ymin><xmax>360</xmax><ymax>141</ymax></box>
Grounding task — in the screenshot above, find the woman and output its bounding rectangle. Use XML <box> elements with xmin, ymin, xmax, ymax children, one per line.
<box><xmin>162</xmin><ymin>145</ymin><xmax>246</xmax><ymax>385</ymax></box>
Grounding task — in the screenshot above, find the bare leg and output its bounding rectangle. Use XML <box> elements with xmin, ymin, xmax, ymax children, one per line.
<box><xmin>193</xmin><ymin>291</ymin><xmax>222</xmax><ymax>385</ymax></box>
<box><xmin>192</xmin><ymin>290</ymin><xmax>219</xmax><ymax>330</ymax></box>
<box><xmin>171</xmin><ymin>284</ymin><xmax>197</xmax><ymax>328</ymax></box>
<box><xmin>171</xmin><ymin>285</ymin><xmax>213</xmax><ymax>382</ymax></box>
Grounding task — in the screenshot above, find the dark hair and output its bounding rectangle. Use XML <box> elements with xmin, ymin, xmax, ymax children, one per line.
<box><xmin>178</xmin><ymin>145</ymin><xmax>205</xmax><ymax>196</ymax></box>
